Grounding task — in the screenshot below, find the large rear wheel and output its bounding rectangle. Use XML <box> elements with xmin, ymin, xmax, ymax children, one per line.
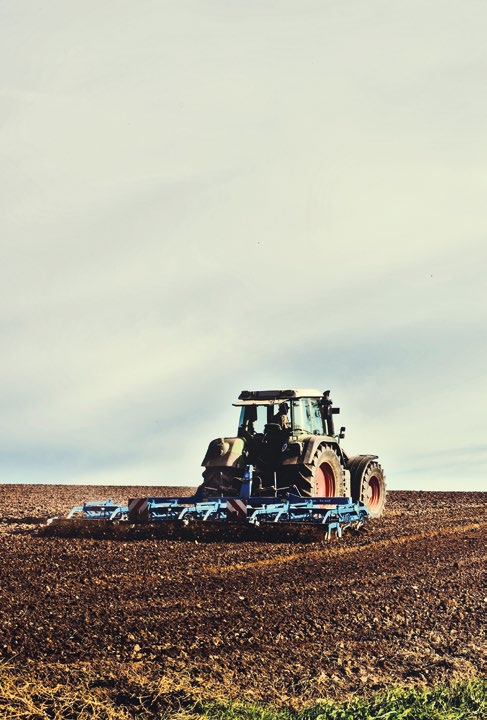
<box><xmin>287</xmin><ymin>445</ymin><xmax>346</xmax><ymax>497</ymax></box>
<box><xmin>351</xmin><ymin>460</ymin><xmax>386</xmax><ymax>518</ymax></box>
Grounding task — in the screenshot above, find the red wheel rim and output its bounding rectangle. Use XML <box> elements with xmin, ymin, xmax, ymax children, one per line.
<box><xmin>365</xmin><ymin>473</ymin><xmax>382</xmax><ymax>510</ymax></box>
<box><xmin>315</xmin><ymin>462</ymin><xmax>335</xmax><ymax>496</ymax></box>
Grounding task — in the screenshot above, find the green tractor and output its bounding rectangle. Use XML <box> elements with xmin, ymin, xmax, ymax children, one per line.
<box><xmin>201</xmin><ymin>389</ymin><xmax>386</xmax><ymax>518</ymax></box>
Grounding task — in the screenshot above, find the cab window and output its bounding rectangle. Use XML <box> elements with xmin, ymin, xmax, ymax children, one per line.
<box><xmin>310</xmin><ymin>399</ymin><xmax>324</xmax><ymax>434</ymax></box>
<box><xmin>291</xmin><ymin>399</ymin><xmax>314</xmax><ymax>434</ymax></box>
<box><xmin>238</xmin><ymin>405</ymin><xmax>268</xmax><ymax>435</ymax></box>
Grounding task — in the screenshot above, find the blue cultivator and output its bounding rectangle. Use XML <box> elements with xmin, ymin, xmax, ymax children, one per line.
<box><xmin>129</xmin><ymin>496</ymin><xmax>367</xmax><ymax>540</ymax></box>
<box><xmin>44</xmin><ymin>466</ymin><xmax>369</xmax><ymax>542</ymax></box>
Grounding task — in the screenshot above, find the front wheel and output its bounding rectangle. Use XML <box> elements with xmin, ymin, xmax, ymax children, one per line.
<box><xmin>284</xmin><ymin>445</ymin><xmax>346</xmax><ymax>497</ymax></box>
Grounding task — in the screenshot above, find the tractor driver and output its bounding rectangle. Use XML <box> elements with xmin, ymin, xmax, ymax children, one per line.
<box><xmin>273</xmin><ymin>402</ymin><xmax>290</xmax><ymax>429</ymax></box>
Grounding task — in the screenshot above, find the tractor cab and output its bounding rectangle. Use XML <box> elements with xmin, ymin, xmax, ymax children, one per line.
<box><xmin>235</xmin><ymin>389</ymin><xmax>340</xmax><ymax>438</ymax></box>
<box><xmin>237</xmin><ymin>398</ymin><xmax>326</xmax><ymax>437</ymax></box>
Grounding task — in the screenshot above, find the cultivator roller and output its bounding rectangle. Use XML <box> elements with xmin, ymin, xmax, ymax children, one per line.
<box><xmin>43</xmin><ymin>466</ymin><xmax>369</xmax><ymax>541</ymax></box>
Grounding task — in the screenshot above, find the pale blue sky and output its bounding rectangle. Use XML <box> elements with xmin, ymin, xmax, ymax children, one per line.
<box><xmin>1</xmin><ymin>1</ymin><xmax>486</xmax><ymax>489</ymax></box>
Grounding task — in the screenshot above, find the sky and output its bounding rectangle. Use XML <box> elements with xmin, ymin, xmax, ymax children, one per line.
<box><xmin>1</xmin><ymin>0</ymin><xmax>486</xmax><ymax>491</ymax></box>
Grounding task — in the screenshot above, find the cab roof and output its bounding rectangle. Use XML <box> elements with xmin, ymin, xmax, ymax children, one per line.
<box><xmin>234</xmin><ymin>389</ymin><xmax>325</xmax><ymax>406</ymax></box>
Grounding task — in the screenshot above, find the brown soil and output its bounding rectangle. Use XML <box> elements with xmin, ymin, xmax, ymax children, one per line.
<box><xmin>0</xmin><ymin>485</ymin><xmax>485</xmax><ymax>709</ymax></box>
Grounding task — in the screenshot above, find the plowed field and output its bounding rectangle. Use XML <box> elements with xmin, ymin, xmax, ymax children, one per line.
<box><xmin>0</xmin><ymin>486</ymin><xmax>485</xmax><ymax>709</ymax></box>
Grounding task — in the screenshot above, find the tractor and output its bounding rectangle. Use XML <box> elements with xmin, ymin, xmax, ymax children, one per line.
<box><xmin>201</xmin><ymin>389</ymin><xmax>386</xmax><ymax>518</ymax></box>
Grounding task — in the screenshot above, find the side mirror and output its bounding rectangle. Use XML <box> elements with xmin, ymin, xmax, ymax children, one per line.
<box><xmin>338</xmin><ymin>426</ymin><xmax>346</xmax><ymax>440</ymax></box>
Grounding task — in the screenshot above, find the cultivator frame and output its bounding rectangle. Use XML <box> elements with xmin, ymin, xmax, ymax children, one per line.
<box><xmin>43</xmin><ymin>466</ymin><xmax>369</xmax><ymax>541</ymax></box>
<box><xmin>127</xmin><ymin>494</ymin><xmax>366</xmax><ymax>536</ymax></box>
<box><xmin>67</xmin><ymin>500</ymin><xmax>127</xmax><ymax>520</ymax></box>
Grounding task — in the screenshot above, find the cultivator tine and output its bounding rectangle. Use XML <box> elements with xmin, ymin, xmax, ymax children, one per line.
<box><xmin>325</xmin><ymin>522</ymin><xmax>342</xmax><ymax>541</ymax></box>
